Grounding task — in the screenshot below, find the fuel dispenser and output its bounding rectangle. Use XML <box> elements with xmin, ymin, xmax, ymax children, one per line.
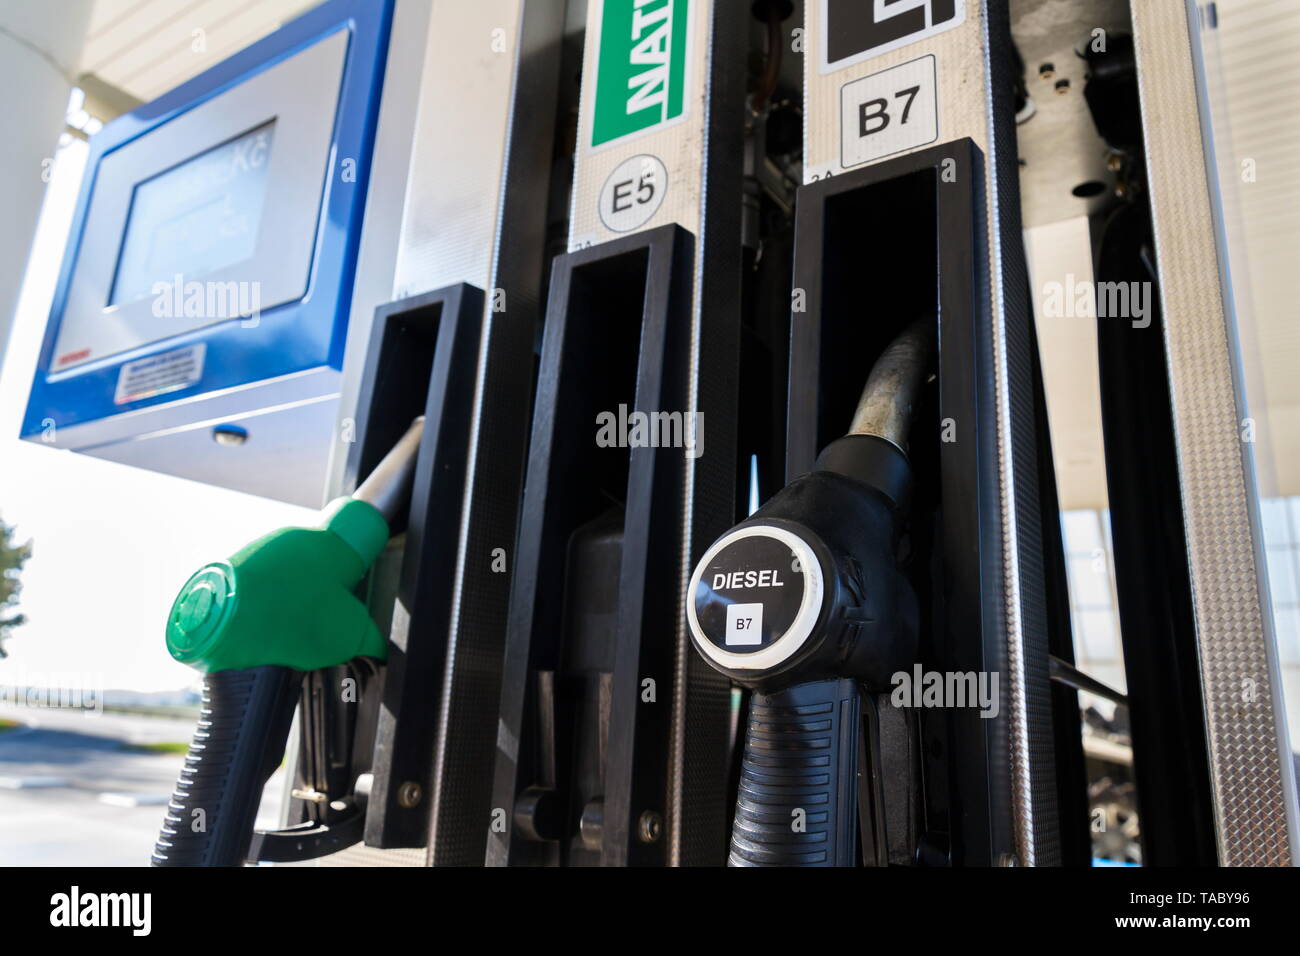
<box><xmin>491</xmin><ymin>0</ymin><xmax>1073</xmax><ymax>869</ymax></box>
<box><xmin>139</xmin><ymin>0</ymin><xmax>1299</xmax><ymax>869</ymax></box>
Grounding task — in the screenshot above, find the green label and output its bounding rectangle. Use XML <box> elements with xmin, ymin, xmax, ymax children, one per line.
<box><xmin>592</xmin><ymin>0</ymin><xmax>690</xmax><ymax>148</ymax></box>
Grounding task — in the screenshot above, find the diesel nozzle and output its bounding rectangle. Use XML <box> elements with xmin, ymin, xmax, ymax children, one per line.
<box><xmin>686</xmin><ymin>320</ymin><xmax>931</xmax><ymax>866</ymax></box>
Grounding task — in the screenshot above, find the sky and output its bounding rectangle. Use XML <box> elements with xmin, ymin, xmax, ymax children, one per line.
<box><xmin>0</xmin><ymin>131</ymin><xmax>311</xmax><ymax>694</ymax></box>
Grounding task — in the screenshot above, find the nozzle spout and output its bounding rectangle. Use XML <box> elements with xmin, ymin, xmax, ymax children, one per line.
<box><xmin>847</xmin><ymin>320</ymin><xmax>932</xmax><ymax>452</ymax></box>
<box><xmin>353</xmin><ymin>416</ymin><xmax>425</xmax><ymax>523</ymax></box>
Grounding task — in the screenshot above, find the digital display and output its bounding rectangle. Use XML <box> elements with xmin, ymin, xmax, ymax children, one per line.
<box><xmin>109</xmin><ymin>121</ymin><xmax>276</xmax><ymax>306</ymax></box>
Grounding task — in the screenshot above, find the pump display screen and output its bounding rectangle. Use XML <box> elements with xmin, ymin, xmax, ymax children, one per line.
<box><xmin>109</xmin><ymin>121</ymin><xmax>276</xmax><ymax>307</ymax></box>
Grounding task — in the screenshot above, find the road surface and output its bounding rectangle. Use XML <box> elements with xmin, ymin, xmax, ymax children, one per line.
<box><xmin>0</xmin><ymin>704</ymin><xmax>285</xmax><ymax>866</ymax></box>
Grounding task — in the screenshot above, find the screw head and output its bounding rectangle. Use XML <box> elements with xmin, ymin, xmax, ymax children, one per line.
<box><xmin>637</xmin><ymin>810</ymin><xmax>663</xmax><ymax>843</ymax></box>
<box><xmin>397</xmin><ymin>781</ymin><xmax>423</xmax><ymax>808</ymax></box>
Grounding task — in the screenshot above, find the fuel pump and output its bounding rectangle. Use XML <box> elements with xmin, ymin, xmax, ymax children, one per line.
<box><xmin>687</xmin><ymin>321</ymin><xmax>930</xmax><ymax>866</ymax></box>
<box><xmin>151</xmin><ymin>418</ymin><xmax>423</xmax><ymax>866</ymax></box>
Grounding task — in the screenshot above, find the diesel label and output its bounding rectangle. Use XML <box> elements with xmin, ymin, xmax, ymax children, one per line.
<box><xmin>712</xmin><ymin>570</ymin><xmax>785</xmax><ymax>589</ymax></box>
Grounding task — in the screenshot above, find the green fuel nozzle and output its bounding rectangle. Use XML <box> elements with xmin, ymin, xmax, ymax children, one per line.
<box><xmin>165</xmin><ymin>416</ymin><xmax>424</xmax><ymax>673</ymax></box>
<box><xmin>164</xmin><ymin>497</ymin><xmax>389</xmax><ymax>672</ymax></box>
<box><xmin>153</xmin><ymin>417</ymin><xmax>424</xmax><ymax>867</ymax></box>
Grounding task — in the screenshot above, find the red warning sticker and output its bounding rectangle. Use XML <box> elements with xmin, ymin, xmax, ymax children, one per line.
<box><xmin>57</xmin><ymin>348</ymin><xmax>91</xmax><ymax>366</ymax></box>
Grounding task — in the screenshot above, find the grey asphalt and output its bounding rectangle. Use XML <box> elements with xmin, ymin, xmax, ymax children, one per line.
<box><xmin>0</xmin><ymin>705</ymin><xmax>285</xmax><ymax>866</ymax></box>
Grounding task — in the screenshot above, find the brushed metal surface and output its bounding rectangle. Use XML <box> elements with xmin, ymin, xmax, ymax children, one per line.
<box><xmin>1132</xmin><ymin>0</ymin><xmax>1298</xmax><ymax>866</ymax></box>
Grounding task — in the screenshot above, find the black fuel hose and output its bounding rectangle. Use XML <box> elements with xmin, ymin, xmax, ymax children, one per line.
<box><xmin>152</xmin><ymin>666</ymin><xmax>300</xmax><ymax>866</ymax></box>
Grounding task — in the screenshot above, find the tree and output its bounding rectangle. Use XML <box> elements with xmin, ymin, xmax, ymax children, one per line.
<box><xmin>0</xmin><ymin>516</ymin><xmax>32</xmax><ymax>659</ymax></box>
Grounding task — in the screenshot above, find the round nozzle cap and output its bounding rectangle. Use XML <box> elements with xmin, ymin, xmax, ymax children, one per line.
<box><xmin>166</xmin><ymin>564</ymin><xmax>238</xmax><ymax>664</ymax></box>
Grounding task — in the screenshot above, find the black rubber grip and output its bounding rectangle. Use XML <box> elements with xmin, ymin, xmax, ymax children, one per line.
<box><xmin>729</xmin><ymin>678</ymin><xmax>861</xmax><ymax>866</ymax></box>
<box><xmin>152</xmin><ymin>666</ymin><xmax>301</xmax><ymax>866</ymax></box>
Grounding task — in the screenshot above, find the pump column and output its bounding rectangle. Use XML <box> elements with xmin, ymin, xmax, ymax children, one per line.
<box><xmin>0</xmin><ymin>1</ymin><xmax>92</xmax><ymax>363</ymax></box>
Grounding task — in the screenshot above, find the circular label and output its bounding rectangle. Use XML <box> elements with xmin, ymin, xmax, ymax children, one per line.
<box><xmin>599</xmin><ymin>154</ymin><xmax>668</xmax><ymax>233</ymax></box>
<box><xmin>687</xmin><ymin>525</ymin><xmax>825</xmax><ymax>672</ymax></box>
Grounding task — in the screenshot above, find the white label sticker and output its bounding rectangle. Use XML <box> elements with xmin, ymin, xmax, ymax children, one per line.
<box><xmin>599</xmin><ymin>154</ymin><xmax>668</xmax><ymax>233</ymax></box>
<box><xmin>114</xmin><ymin>343</ymin><xmax>205</xmax><ymax>405</ymax></box>
<box><xmin>840</xmin><ymin>54</ymin><xmax>938</xmax><ymax>170</ymax></box>
<box><xmin>726</xmin><ymin>603</ymin><xmax>764</xmax><ymax>646</ymax></box>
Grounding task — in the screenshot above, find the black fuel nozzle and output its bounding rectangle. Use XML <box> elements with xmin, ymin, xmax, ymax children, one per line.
<box><xmin>686</xmin><ymin>320</ymin><xmax>930</xmax><ymax>866</ymax></box>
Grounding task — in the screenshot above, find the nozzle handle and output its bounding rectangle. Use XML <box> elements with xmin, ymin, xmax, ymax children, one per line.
<box><xmin>729</xmin><ymin>678</ymin><xmax>861</xmax><ymax>867</ymax></box>
<box><xmin>152</xmin><ymin>666</ymin><xmax>300</xmax><ymax>866</ymax></box>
